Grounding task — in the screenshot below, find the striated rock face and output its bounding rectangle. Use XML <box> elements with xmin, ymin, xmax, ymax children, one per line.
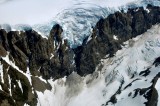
<box><xmin>0</xmin><ymin>24</ymin><xmax>75</xmax><ymax>79</ymax></box>
<box><xmin>0</xmin><ymin>24</ymin><xmax>75</xmax><ymax>105</ymax></box>
<box><xmin>0</xmin><ymin>4</ymin><xmax>159</xmax><ymax>106</ymax></box>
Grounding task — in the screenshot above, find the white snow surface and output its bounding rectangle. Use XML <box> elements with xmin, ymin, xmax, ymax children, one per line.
<box><xmin>17</xmin><ymin>80</ymin><xmax>23</xmax><ymax>93</ymax></box>
<box><xmin>0</xmin><ymin>62</ymin><xmax>4</xmax><ymax>83</ymax></box>
<box><xmin>155</xmin><ymin>78</ymin><xmax>160</xmax><ymax>106</ymax></box>
<box><xmin>0</xmin><ymin>0</ymin><xmax>160</xmax><ymax>47</ymax></box>
<box><xmin>113</xmin><ymin>35</ymin><xmax>118</xmax><ymax>40</ymax></box>
<box><xmin>35</xmin><ymin>24</ymin><xmax>160</xmax><ymax>106</ymax></box>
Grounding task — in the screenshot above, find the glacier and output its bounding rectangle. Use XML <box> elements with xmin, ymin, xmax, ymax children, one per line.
<box><xmin>0</xmin><ymin>0</ymin><xmax>160</xmax><ymax>48</ymax></box>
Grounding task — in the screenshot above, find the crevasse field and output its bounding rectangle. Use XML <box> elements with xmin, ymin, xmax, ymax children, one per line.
<box><xmin>0</xmin><ymin>0</ymin><xmax>160</xmax><ymax>47</ymax></box>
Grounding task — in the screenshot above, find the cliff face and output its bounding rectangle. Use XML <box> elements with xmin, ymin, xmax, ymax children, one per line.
<box><xmin>74</xmin><ymin>5</ymin><xmax>160</xmax><ymax>76</ymax></box>
<box><xmin>0</xmin><ymin>24</ymin><xmax>75</xmax><ymax>105</ymax></box>
<box><xmin>0</xmin><ymin>24</ymin><xmax>75</xmax><ymax>79</ymax></box>
<box><xmin>0</xmin><ymin>5</ymin><xmax>159</xmax><ymax>106</ymax></box>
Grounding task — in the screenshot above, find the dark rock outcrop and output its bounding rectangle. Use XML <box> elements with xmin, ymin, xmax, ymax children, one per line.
<box><xmin>153</xmin><ymin>57</ymin><xmax>160</xmax><ymax>67</ymax></box>
<box><xmin>0</xmin><ymin>24</ymin><xmax>75</xmax><ymax>105</ymax></box>
<box><xmin>74</xmin><ymin>5</ymin><xmax>160</xmax><ymax>76</ymax></box>
<box><xmin>0</xmin><ymin>24</ymin><xmax>75</xmax><ymax>79</ymax></box>
<box><xmin>0</xmin><ymin>60</ymin><xmax>37</xmax><ymax>106</ymax></box>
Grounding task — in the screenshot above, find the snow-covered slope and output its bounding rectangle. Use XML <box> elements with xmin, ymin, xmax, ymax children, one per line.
<box><xmin>0</xmin><ymin>0</ymin><xmax>138</xmax><ymax>25</ymax></box>
<box><xmin>0</xmin><ymin>0</ymin><xmax>160</xmax><ymax>47</ymax></box>
<box><xmin>34</xmin><ymin>24</ymin><xmax>160</xmax><ymax>106</ymax></box>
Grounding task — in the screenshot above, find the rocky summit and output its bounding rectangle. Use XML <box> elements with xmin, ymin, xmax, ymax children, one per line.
<box><xmin>0</xmin><ymin>3</ymin><xmax>160</xmax><ymax>106</ymax></box>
